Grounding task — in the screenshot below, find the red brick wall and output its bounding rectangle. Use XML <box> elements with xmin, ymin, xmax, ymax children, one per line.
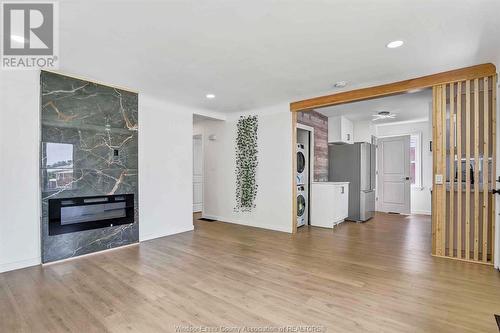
<box><xmin>297</xmin><ymin>111</ymin><xmax>329</xmax><ymax>181</ymax></box>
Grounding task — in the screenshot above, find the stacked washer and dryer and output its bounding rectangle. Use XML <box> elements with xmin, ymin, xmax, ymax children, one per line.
<box><xmin>296</xmin><ymin>143</ymin><xmax>308</xmax><ymax>227</ymax></box>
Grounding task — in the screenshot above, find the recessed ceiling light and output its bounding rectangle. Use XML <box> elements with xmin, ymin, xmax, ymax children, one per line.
<box><xmin>10</xmin><ymin>35</ymin><xmax>25</xmax><ymax>44</ymax></box>
<box><xmin>334</xmin><ymin>81</ymin><xmax>347</xmax><ymax>88</ymax></box>
<box><xmin>386</xmin><ymin>40</ymin><xmax>404</xmax><ymax>49</ymax></box>
<box><xmin>205</xmin><ymin>94</ymin><xmax>216</xmax><ymax>99</ymax></box>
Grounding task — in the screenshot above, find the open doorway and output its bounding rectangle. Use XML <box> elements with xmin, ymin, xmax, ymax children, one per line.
<box><xmin>290</xmin><ymin>63</ymin><xmax>500</xmax><ymax>265</ymax></box>
<box><xmin>290</xmin><ymin>64</ymin><xmax>498</xmax><ymax>266</ymax></box>
<box><xmin>192</xmin><ymin>113</ymin><xmax>224</xmax><ymax>224</ymax></box>
<box><xmin>303</xmin><ymin>88</ymin><xmax>433</xmax><ymax>223</ymax></box>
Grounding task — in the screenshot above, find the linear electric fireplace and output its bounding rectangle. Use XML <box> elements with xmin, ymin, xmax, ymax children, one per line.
<box><xmin>48</xmin><ymin>194</ymin><xmax>134</xmax><ymax>236</ymax></box>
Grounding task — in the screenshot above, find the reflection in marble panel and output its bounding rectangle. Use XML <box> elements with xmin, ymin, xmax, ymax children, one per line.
<box><xmin>40</xmin><ymin>71</ymin><xmax>139</xmax><ymax>263</ymax></box>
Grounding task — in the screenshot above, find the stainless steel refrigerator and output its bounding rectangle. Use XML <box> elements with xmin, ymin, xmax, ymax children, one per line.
<box><xmin>329</xmin><ymin>142</ymin><xmax>376</xmax><ymax>222</ymax></box>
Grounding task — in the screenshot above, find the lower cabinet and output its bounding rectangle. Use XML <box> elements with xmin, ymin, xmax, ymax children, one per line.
<box><xmin>310</xmin><ymin>182</ymin><xmax>349</xmax><ymax>228</ymax></box>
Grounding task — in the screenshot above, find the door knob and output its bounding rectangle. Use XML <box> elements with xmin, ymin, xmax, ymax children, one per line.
<box><xmin>492</xmin><ymin>189</ymin><xmax>500</xmax><ymax>195</ymax></box>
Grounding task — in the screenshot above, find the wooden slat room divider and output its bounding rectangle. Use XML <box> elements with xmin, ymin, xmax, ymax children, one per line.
<box><xmin>432</xmin><ymin>75</ymin><xmax>497</xmax><ymax>264</ymax></box>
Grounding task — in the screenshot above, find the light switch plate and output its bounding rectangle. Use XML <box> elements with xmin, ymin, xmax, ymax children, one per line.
<box><xmin>435</xmin><ymin>174</ymin><xmax>443</xmax><ymax>185</ymax></box>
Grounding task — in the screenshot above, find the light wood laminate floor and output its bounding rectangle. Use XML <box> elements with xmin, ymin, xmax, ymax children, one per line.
<box><xmin>1</xmin><ymin>213</ymin><xmax>500</xmax><ymax>332</ymax></box>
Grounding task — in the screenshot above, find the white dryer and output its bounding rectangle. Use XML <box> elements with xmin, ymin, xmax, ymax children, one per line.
<box><xmin>296</xmin><ymin>143</ymin><xmax>306</xmax><ymax>185</ymax></box>
<box><xmin>297</xmin><ymin>185</ymin><xmax>306</xmax><ymax>227</ymax></box>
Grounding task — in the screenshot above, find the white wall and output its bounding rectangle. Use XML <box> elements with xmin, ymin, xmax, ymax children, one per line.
<box><xmin>0</xmin><ymin>72</ymin><xmax>204</xmax><ymax>272</ymax></box>
<box><xmin>0</xmin><ymin>71</ymin><xmax>41</xmax><ymax>273</ymax></box>
<box><xmin>353</xmin><ymin>120</ymin><xmax>375</xmax><ymax>143</ymax></box>
<box><xmin>138</xmin><ymin>96</ymin><xmax>195</xmax><ymax>241</ymax></box>
<box><xmin>376</xmin><ymin>120</ymin><xmax>432</xmax><ymax>215</ymax></box>
<box><xmin>195</xmin><ymin>104</ymin><xmax>293</xmax><ymax>233</ymax></box>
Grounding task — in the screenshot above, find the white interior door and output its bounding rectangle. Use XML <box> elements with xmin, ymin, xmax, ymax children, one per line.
<box><xmin>377</xmin><ymin>135</ymin><xmax>411</xmax><ymax>214</ymax></box>
<box><xmin>193</xmin><ymin>135</ymin><xmax>203</xmax><ymax>212</ymax></box>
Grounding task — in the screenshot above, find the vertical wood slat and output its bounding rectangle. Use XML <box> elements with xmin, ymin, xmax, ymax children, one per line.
<box><xmin>432</xmin><ymin>76</ymin><xmax>495</xmax><ymax>265</ymax></box>
<box><xmin>474</xmin><ymin>78</ymin><xmax>480</xmax><ymax>261</ymax></box>
<box><xmin>465</xmin><ymin>80</ymin><xmax>471</xmax><ymax>260</ymax></box>
<box><xmin>449</xmin><ymin>83</ymin><xmax>455</xmax><ymax>256</ymax></box>
<box><xmin>441</xmin><ymin>85</ymin><xmax>448</xmax><ymax>255</ymax></box>
<box><xmin>492</xmin><ymin>75</ymin><xmax>497</xmax><ymax>264</ymax></box>
<box><xmin>431</xmin><ymin>87</ymin><xmax>437</xmax><ymax>255</ymax></box>
<box><xmin>456</xmin><ymin>81</ymin><xmax>463</xmax><ymax>259</ymax></box>
<box><xmin>483</xmin><ymin>77</ymin><xmax>489</xmax><ymax>262</ymax></box>
<box><xmin>433</xmin><ymin>86</ymin><xmax>445</xmax><ymax>256</ymax></box>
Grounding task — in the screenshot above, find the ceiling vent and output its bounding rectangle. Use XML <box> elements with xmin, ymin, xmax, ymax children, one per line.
<box><xmin>372</xmin><ymin>111</ymin><xmax>396</xmax><ymax>121</ymax></box>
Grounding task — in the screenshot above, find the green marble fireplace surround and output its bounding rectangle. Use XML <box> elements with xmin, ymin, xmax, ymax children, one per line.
<box><xmin>40</xmin><ymin>71</ymin><xmax>139</xmax><ymax>263</ymax></box>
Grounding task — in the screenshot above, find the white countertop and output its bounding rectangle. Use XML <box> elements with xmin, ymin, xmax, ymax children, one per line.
<box><xmin>312</xmin><ymin>181</ymin><xmax>349</xmax><ymax>185</ymax></box>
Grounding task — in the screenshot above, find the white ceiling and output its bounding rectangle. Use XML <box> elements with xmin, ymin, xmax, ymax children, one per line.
<box><xmin>59</xmin><ymin>0</ymin><xmax>500</xmax><ymax>113</ymax></box>
<box><xmin>316</xmin><ymin>88</ymin><xmax>432</xmax><ymax>124</ymax></box>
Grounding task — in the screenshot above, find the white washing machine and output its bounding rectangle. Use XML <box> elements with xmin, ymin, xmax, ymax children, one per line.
<box><xmin>297</xmin><ymin>185</ymin><xmax>306</xmax><ymax>227</ymax></box>
<box><xmin>296</xmin><ymin>143</ymin><xmax>306</xmax><ymax>185</ymax></box>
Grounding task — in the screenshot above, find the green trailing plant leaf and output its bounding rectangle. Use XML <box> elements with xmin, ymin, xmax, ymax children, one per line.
<box><xmin>235</xmin><ymin>115</ymin><xmax>258</xmax><ymax>212</ymax></box>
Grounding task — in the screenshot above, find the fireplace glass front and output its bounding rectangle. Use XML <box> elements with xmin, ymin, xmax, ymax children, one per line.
<box><xmin>49</xmin><ymin>194</ymin><xmax>134</xmax><ymax>235</ymax></box>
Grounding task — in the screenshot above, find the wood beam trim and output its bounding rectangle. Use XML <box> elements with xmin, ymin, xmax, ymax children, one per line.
<box><xmin>289</xmin><ymin>63</ymin><xmax>496</xmax><ymax>112</ymax></box>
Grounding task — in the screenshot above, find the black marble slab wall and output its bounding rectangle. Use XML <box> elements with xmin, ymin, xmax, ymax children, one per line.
<box><xmin>40</xmin><ymin>71</ymin><xmax>139</xmax><ymax>263</ymax></box>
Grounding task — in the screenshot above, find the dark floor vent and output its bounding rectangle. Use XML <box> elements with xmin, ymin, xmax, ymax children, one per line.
<box><xmin>198</xmin><ymin>218</ymin><xmax>217</xmax><ymax>222</ymax></box>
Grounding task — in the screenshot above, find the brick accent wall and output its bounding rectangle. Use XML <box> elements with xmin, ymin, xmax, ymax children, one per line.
<box><xmin>297</xmin><ymin>111</ymin><xmax>329</xmax><ymax>182</ymax></box>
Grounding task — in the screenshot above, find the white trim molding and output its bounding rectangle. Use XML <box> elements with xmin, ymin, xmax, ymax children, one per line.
<box><xmin>411</xmin><ymin>210</ymin><xmax>431</xmax><ymax>216</ymax></box>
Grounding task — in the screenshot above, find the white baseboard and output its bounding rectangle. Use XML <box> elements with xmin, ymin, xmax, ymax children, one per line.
<box><xmin>411</xmin><ymin>210</ymin><xmax>431</xmax><ymax>215</ymax></box>
<box><xmin>140</xmin><ymin>225</ymin><xmax>194</xmax><ymax>242</ymax></box>
<box><xmin>201</xmin><ymin>214</ymin><xmax>292</xmax><ymax>233</ymax></box>
<box><xmin>0</xmin><ymin>257</ymin><xmax>41</xmax><ymax>273</ymax></box>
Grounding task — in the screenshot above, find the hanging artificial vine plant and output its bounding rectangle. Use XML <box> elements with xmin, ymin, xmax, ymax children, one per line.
<box><xmin>234</xmin><ymin>115</ymin><xmax>259</xmax><ymax>212</ymax></box>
